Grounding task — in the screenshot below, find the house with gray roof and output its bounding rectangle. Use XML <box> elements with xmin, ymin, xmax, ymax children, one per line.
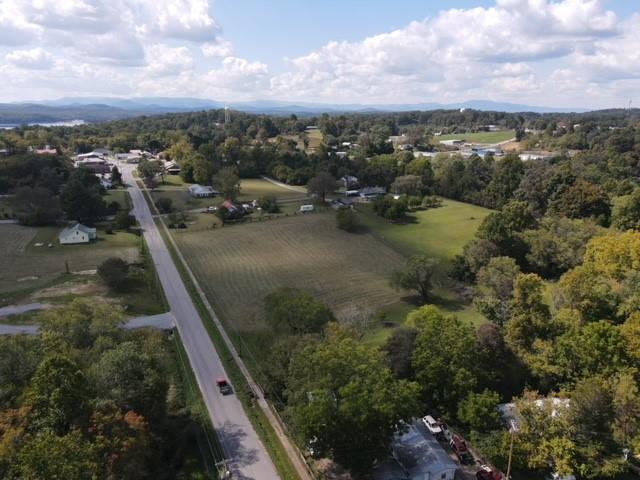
<box><xmin>59</xmin><ymin>223</ymin><xmax>97</xmax><ymax>245</ymax></box>
<box><xmin>374</xmin><ymin>422</ymin><xmax>458</xmax><ymax>480</ymax></box>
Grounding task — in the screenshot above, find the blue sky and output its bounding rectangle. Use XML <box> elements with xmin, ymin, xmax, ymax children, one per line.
<box><xmin>0</xmin><ymin>0</ymin><xmax>638</xmax><ymax>108</ymax></box>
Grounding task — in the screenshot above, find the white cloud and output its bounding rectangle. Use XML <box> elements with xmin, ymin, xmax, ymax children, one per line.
<box><xmin>202</xmin><ymin>39</ymin><xmax>233</xmax><ymax>58</ymax></box>
<box><xmin>146</xmin><ymin>44</ymin><xmax>194</xmax><ymax>76</ymax></box>
<box><xmin>0</xmin><ymin>0</ymin><xmax>637</xmax><ymax>108</ymax></box>
<box><xmin>6</xmin><ymin>47</ymin><xmax>54</xmax><ymax>69</ymax></box>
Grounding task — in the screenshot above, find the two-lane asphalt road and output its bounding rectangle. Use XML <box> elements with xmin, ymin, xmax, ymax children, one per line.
<box><xmin>122</xmin><ymin>165</ymin><xmax>279</xmax><ymax>480</ymax></box>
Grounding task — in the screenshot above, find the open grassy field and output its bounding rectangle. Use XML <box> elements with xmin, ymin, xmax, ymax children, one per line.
<box><xmin>0</xmin><ymin>223</ymin><xmax>140</xmax><ymax>294</ymax></box>
<box><xmin>104</xmin><ymin>188</ymin><xmax>130</xmax><ymax>208</ymax></box>
<box><xmin>305</xmin><ymin>129</ymin><xmax>324</xmax><ymax>150</ymax></box>
<box><xmin>358</xmin><ymin>198</ymin><xmax>492</xmax><ymax>260</ymax></box>
<box><xmin>175</xmin><ymin>213</ymin><xmax>406</xmax><ymax>361</ymax></box>
<box><xmin>437</xmin><ymin>130</ymin><xmax>516</xmax><ymax>144</ymax></box>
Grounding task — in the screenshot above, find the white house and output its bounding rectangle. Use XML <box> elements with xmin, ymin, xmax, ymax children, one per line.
<box><xmin>59</xmin><ymin>223</ymin><xmax>97</xmax><ymax>245</ymax></box>
<box><xmin>188</xmin><ymin>184</ymin><xmax>217</xmax><ymax>198</ymax></box>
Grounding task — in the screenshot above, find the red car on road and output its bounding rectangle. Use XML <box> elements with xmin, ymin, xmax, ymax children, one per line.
<box><xmin>217</xmin><ymin>378</ymin><xmax>233</xmax><ymax>395</ymax></box>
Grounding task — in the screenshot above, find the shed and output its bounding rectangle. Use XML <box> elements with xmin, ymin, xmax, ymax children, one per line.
<box><xmin>59</xmin><ymin>223</ymin><xmax>97</xmax><ymax>245</ymax></box>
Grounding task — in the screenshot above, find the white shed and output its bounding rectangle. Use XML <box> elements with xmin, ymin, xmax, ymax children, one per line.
<box><xmin>59</xmin><ymin>223</ymin><xmax>97</xmax><ymax>245</ymax></box>
<box><xmin>188</xmin><ymin>184</ymin><xmax>217</xmax><ymax>198</ymax></box>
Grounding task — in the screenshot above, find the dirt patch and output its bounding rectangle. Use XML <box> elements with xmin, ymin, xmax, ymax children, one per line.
<box><xmin>500</xmin><ymin>141</ymin><xmax>523</xmax><ymax>152</ymax></box>
<box><xmin>31</xmin><ymin>278</ymin><xmax>109</xmax><ymax>301</ymax></box>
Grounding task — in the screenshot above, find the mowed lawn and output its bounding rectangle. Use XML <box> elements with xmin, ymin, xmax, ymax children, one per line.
<box><xmin>358</xmin><ymin>198</ymin><xmax>493</xmax><ymax>337</ymax></box>
<box><xmin>0</xmin><ymin>224</ymin><xmax>140</xmax><ymax>295</ymax></box>
<box><xmin>175</xmin><ymin>213</ymin><xmax>406</xmax><ymax>362</ymax></box>
<box><xmin>358</xmin><ymin>198</ymin><xmax>492</xmax><ymax>261</ymax></box>
<box><xmin>437</xmin><ymin>130</ymin><xmax>516</xmax><ymax>144</ymax></box>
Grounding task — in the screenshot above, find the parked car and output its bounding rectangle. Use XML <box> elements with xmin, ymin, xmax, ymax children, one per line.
<box><xmin>450</xmin><ymin>434</ymin><xmax>472</xmax><ymax>464</ymax></box>
<box><xmin>476</xmin><ymin>465</ymin><xmax>503</xmax><ymax>480</ymax></box>
<box><xmin>216</xmin><ymin>378</ymin><xmax>233</xmax><ymax>395</ymax></box>
<box><xmin>439</xmin><ymin>420</ymin><xmax>453</xmax><ymax>442</ymax></box>
<box><xmin>422</xmin><ymin>415</ymin><xmax>443</xmax><ymax>437</ymax></box>
<box><xmin>206</xmin><ymin>206</ymin><xmax>217</xmax><ymax>213</ymax></box>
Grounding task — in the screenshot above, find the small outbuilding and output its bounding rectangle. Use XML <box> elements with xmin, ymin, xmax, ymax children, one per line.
<box><xmin>188</xmin><ymin>184</ymin><xmax>217</xmax><ymax>198</ymax></box>
<box><xmin>59</xmin><ymin>223</ymin><xmax>97</xmax><ymax>245</ymax></box>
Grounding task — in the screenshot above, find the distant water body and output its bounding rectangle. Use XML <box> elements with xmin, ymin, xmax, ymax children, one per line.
<box><xmin>0</xmin><ymin>119</ymin><xmax>86</xmax><ymax>129</ymax></box>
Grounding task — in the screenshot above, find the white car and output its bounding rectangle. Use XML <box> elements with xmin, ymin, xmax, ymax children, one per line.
<box><xmin>422</xmin><ymin>415</ymin><xmax>442</xmax><ymax>436</ymax></box>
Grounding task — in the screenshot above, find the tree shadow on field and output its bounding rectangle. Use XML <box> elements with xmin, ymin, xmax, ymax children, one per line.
<box><xmin>399</xmin><ymin>289</ymin><xmax>470</xmax><ymax>314</ymax></box>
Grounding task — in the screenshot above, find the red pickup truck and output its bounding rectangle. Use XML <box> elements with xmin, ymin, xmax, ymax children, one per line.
<box><xmin>216</xmin><ymin>378</ymin><xmax>233</xmax><ymax>395</ymax></box>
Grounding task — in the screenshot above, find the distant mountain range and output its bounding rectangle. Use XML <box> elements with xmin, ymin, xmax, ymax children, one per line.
<box><xmin>0</xmin><ymin>97</ymin><xmax>592</xmax><ymax>125</ymax></box>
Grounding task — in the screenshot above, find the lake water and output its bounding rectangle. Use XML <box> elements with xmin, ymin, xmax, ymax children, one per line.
<box><xmin>0</xmin><ymin>119</ymin><xmax>86</xmax><ymax>129</ymax></box>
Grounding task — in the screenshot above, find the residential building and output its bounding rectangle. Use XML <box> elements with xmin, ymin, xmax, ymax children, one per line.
<box><xmin>374</xmin><ymin>422</ymin><xmax>458</xmax><ymax>480</ymax></box>
<box><xmin>359</xmin><ymin>186</ymin><xmax>386</xmax><ymax>200</ymax></box>
<box><xmin>59</xmin><ymin>223</ymin><xmax>97</xmax><ymax>245</ymax></box>
<box><xmin>188</xmin><ymin>184</ymin><xmax>217</xmax><ymax>198</ymax></box>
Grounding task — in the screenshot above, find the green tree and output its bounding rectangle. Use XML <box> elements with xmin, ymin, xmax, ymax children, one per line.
<box><xmin>390</xmin><ymin>255</ymin><xmax>440</xmax><ymax>302</ymax></box>
<box><xmin>475</xmin><ymin>256</ymin><xmax>521</xmax><ymax>327</ymax></box>
<box><xmin>39</xmin><ymin>300</ymin><xmax>124</xmax><ymax>351</ymax></box>
<box><xmin>307</xmin><ymin>172</ymin><xmax>336</xmax><ymax>203</ymax></box>
<box><xmin>114</xmin><ymin>209</ymin><xmax>135</xmax><ymax>230</ymax></box>
<box><xmin>15</xmin><ymin>430</ymin><xmax>99</xmax><ymax>480</ymax></box>
<box><xmin>97</xmin><ymin>257</ymin><xmax>130</xmax><ymax>291</ymax></box>
<box><xmin>372</xmin><ymin>195</ymin><xmax>408</xmax><ymax>221</ymax></box>
<box><xmin>60</xmin><ymin>168</ymin><xmax>106</xmax><ymax>225</ymax></box>
<box><xmin>484</xmin><ymin>154</ymin><xmax>524</xmax><ymax>208</ymax></box>
<box><xmin>505</xmin><ymin>273</ymin><xmax>553</xmax><ymax>353</ymax></box>
<box><xmin>335</xmin><ymin>208</ymin><xmax>358</xmax><ymax>232</ymax></box>
<box><xmin>214</xmin><ymin>167</ymin><xmax>240</xmax><ymax>200</ymax></box>
<box><xmin>523</xmin><ymin>216</ymin><xmax>602</xmax><ymax>278</ymax></box>
<box><xmin>111</xmin><ymin>165</ymin><xmax>122</xmax><ymax>185</ymax></box>
<box><xmin>477</xmin><ymin>200</ymin><xmax>535</xmax><ymax>263</ymax></box>
<box><xmin>155</xmin><ymin>196</ymin><xmax>173</xmax><ymax>214</ymax></box>
<box><xmin>411</xmin><ymin>305</ymin><xmax>477</xmax><ymax>416</ymax></box>
<box><xmin>26</xmin><ymin>355</ymin><xmax>90</xmax><ymax>434</ymax></box>
<box><xmin>137</xmin><ymin>159</ymin><xmax>162</xmax><ymax>189</ymax></box>
<box><xmin>612</xmin><ymin>187</ymin><xmax>640</xmax><ymax>231</ymax></box>
<box><xmin>12</xmin><ymin>186</ymin><xmax>62</xmax><ymax>226</ymax></box>
<box><xmin>0</xmin><ymin>337</ymin><xmax>42</xmax><ymax>409</ymax></box>
<box><xmin>285</xmin><ymin>324</ymin><xmax>420</xmax><ymax>473</ymax></box>
<box><xmin>91</xmin><ymin>342</ymin><xmax>168</xmax><ymax>422</ymax></box>
<box><xmin>382</xmin><ymin>327</ymin><xmax>418</xmax><ymax>380</ymax></box>
<box><xmin>462</xmin><ymin>238</ymin><xmax>500</xmax><ymax>276</ymax></box>
<box><xmin>264</xmin><ymin>288</ymin><xmax>335</xmax><ymax>334</ymax></box>
<box><xmin>549</xmin><ymin>180</ymin><xmax>611</xmax><ymax>225</ymax></box>
<box><xmin>458</xmin><ymin>389</ymin><xmax>502</xmax><ymax>432</ymax></box>
<box><xmin>390</xmin><ymin>175</ymin><xmax>424</xmax><ymax>196</ymax></box>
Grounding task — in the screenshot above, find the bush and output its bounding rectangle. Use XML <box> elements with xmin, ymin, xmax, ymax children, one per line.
<box><xmin>422</xmin><ymin>195</ymin><xmax>442</xmax><ymax>209</ymax></box>
<box><xmin>114</xmin><ymin>210</ymin><xmax>135</xmax><ymax>230</ymax></box>
<box><xmin>107</xmin><ymin>201</ymin><xmax>121</xmax><ymax>214</ymax></box>
<box><xmin>97</xmin><ymin>258</ymin><xmax>130</xmax><ymax>291</ymax></box>
<box><xmin>373</xmin><ymin>195</ymin><xmax>408</xmax><ymax>221</ymax></box>
<box><xmin>155</xmin><ymin>197</ymin><xmax>173</xmax><ymax>214</ymax></box>
<box><xmin>258</xmin><ymin>195</ymin><xmax>280</xmax><ymax>213</ymax></box>
<box><xmin>336</xmin><ymin>208</ymin><xmax>358</xmax><ymax>232</ymax></box>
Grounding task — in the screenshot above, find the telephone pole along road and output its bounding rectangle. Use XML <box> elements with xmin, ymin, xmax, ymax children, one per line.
<box><xmin>122</xmin><ymin>165</ymin><xmax>279</xmax><ymax>480</ymax></box>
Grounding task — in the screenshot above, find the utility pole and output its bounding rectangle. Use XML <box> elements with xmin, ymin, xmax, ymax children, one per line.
<box><xmin>505</xmin><ymin>419</ymin><xmax>519</xmax><ymax>480</ymax></box>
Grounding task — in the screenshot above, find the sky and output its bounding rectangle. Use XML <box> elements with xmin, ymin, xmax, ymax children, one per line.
<box><xmin>0</xmin><ymin>0</ymin><xmax>638</xmax><ymax>109</ymax></box>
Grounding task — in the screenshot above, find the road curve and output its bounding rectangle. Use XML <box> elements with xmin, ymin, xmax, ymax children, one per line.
<box><xmin>122</xmin><ymin>165</ymin><xmax>279</xmax><ymax>480</ymax></box>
